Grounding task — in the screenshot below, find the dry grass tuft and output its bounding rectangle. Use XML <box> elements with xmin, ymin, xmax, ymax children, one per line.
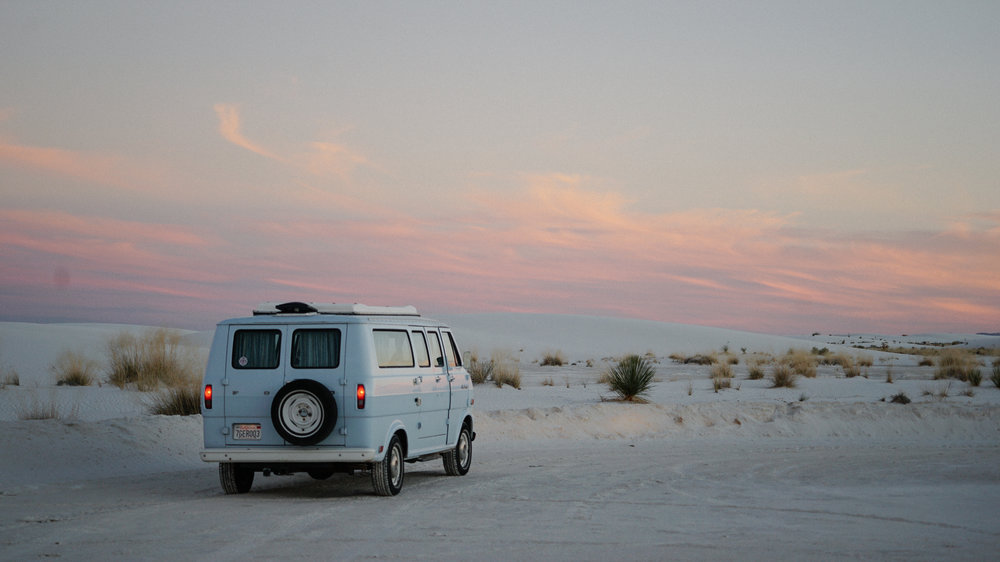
<box><xmin>51</xmin><ymin>349</ymin><xmax>99</xmax><ymax>386</ymax></box>
<box><xmin>781</xmin><ymin>349</ymin><xmax>817</xmax><ymax>378</ymax></box>
<box><xmin>934</xmin><ymin>349</ymin><xmax>978</xmax><ymax>382</ymax></box>
<box><xmin>106</xmin><ymin>329</ymin><xmax>202</xmax><ymax>391</ymax></box>
<box><xmin>491</xmin><ymin>350</ymin><xmax>522</xmax><ymax>389</ymax></box>
<box><xmin>710</xmin><ymin>363</ymin><xmax>733</xmax><ymax>392</ymax></box>
<box><xmin>540</xmin><ymin>350</ymin><xmax>566</xmax><ymax>367</ymax></box>
<box><xmin>991</xmin><ymin>364</ymin><xmax>1000</xmax><ymax>389</ymax></box>
<box><xmin>150</xmin><ymin>379</ymin><xmax>202</xmax><ymax>415</ymax></box>
<box><xmin>770</xmin><ymin>364</ymin><xmax>797</xmax><ymax>388</ymax></box>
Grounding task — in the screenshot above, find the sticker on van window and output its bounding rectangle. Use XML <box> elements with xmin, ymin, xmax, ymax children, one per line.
<box><xmin>238</xmin><ymin>356</ymin><xmax>248</xmax><ymax>367</ymax></box>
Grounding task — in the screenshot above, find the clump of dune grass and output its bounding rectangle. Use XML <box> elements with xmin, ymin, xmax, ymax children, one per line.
<box><xmin>604</xmin><ymin>354</ymin><xmax>656</xmax><ymax>402</ymax></box>
<box><xmin>856</xmin><ymin>354</ymin><xmax>874</xmax><ymax>368</ymax></box>
<box><xmin>1</xmin><ymin>369</ymin><xmax>19</xmax><ymax>388</ymax></box>
<box><xmin>492</xmin><ymin>350</ymin><xmax>521</xmax><ymax>389</ymax></box>
<box><xmin>51</xmin><ymin>349</ymin><xmax>99</xmax><ymax>386</ymax></box>
<box><xmin>770</xmin><ymin>364</ymin><xmax>797</xmax><ymax>388</ymax></box>
<box><xmin>150</xmin><ymin>379</ymin><xmax>202</xmax><ymax>415</ymax></box>
<box><xmin>466</xmin><ymin>352</ymin><xmax>493</xmax><ymax>385</ymax></box>
<box><xmin>918</xmin><ymin>357</ymin><xmax>934</xmax><ymax>367</ymax></box>
<box><xmin>781</xmin><ymin>349</ymin><xmax>817</xmax><ymax>378</ymax></box>
<box><xmin>991</xmin><ymin>364</ymin><xmax>1000</xmax><ymax>389</ymax></box>
<box><xmin>106</xmin><ymin>329</ymin><xmax>201</xmax><ymax>391</ymax></box>
<box><xmin>540</xmin><ymin>350</ymin><xmax>566</xmax><ymax>367</ymax></box>
<box><xmin>710</xmin><ymin>363</ymin><xmax>733</xmax><ymax>392</ymax></box>
<box><xmin>889</xmin><ymin>392</ymin><xmax>911</xmax><ymax>404</ymax></box>
<box><xmin>934</xmin><ymin>349</ymin><xmax>978</xmax><ymax>382</ymax></box>
<box><xmin>747</xmin><ymin>360</ymin><xmax>766</xmax><ymax>380</ymax></box>
<box><xmin>966</xmin><ymin>368</ymin><xmax>982</xmax><ymax>387</ymax></box>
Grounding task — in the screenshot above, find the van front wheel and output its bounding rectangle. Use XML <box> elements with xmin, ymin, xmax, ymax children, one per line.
<box><xmin>442</xmin><ymin>426</ymin><xmax>472</xmax><ymax>476</ymax></box>
<box><xmin>372</xmin><ymin>435</ymin><xmax>404</xmax><ymax>496</ymax></box>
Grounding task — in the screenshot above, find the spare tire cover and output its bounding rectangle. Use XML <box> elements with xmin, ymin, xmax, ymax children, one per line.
<box><xmin>271</xmin><ymin>379</ymin><xmax>337</xmax><ymax>446</ymax></box>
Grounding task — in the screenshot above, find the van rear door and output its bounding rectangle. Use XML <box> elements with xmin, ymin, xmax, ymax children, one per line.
<box><xmin>223</xmin><ymin>324</ymin><xmax>346</xmax><ymax>446</ymax></box>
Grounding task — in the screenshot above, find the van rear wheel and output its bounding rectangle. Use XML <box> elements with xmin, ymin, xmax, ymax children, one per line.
<box><xmin>371</xmin><ymin>435</ymin><xmax>404</xmax><ymax>496</ymax></box>
<box><xmin>219</xmin><ymin>462</ymin><xmax>254</xmax><ymax>494</ymax></box>
<box><xmin>443</xmin><ymin>426</ymin><xmax>472</xmax><ymax>476</ymax></box>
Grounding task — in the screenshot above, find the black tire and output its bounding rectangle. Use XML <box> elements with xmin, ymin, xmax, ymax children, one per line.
<box><xmin>442</xmin><ymin>426</ymin><xmax>472</xmax><ymax>476</ymax></box>
<box><xmin>271</xmin><ymin>379</ymin><xmax>337</xmax><ymax>446</ymax></box>
<box><xmin>307</xmin><ymin>467</ymin><xmax>335</xmax><ymax>480</ymax></box>
<box><xmin>219</xmin><ymin>462</ymin><xmax>254</xmax><ymax>494</ymax></box>
<box><xmin>371</xmin><ymin>435</ymin><xmax>404</xmax><ymax>496</ymax></box>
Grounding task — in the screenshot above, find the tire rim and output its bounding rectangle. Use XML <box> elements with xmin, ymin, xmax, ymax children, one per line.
<box><xmin>389</xmin><ymin>444</ymin><xmax>402</xmax><ymax>488</ymax></box>
<box><xmin>278</xmin><ymin>390</ymin><xmax>324</xmax><ymax>437</ymax></box>
<box><xmin>457</xmin><ymin>431</ymin><xmax>470</xmax><ymax>468</ymax></box>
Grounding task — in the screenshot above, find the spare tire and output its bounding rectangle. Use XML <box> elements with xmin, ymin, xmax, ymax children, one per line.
<box><xmin>271</xmin><ymin>379</ymin><xmax>337</xmax><ymax>446</ymax></box>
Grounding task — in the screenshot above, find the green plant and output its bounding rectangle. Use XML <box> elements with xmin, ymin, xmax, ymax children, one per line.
<box><xmin>890</xmin><ymin>392</ymin><xmax>911</xmax><ymax>404</ymax></box>
<box><xmin>967</xmin><ymin>368</ymin><xmax>982</xmax><ymax>387</ymax></box>
<box><xmin>150</xmin><ymin>380</ymin><xmax>202</xmax><ymax>415</ymax></box>
<box><xmin>991</xmin><ymin>365</ymin><xmax>1000</xmax><ymax>389</ymax></box>
<box><xmin>604</xmin><ymin>354</ymin><xmax>656</xmax><ymax>402</ymax></box>
<box><xmin>770</xmin><ymin>364</ymin><xmax>796</xmax><ymax>388</ymax></box>
<box><xmin>51</xmin><ymin>349</ymin><xmax>99</xmax><ymax>386</ymax></box>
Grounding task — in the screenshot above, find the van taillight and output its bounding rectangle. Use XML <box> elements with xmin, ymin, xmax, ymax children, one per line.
<box><xmin>357</xmin><ymin>384</ymin><xmax>366</xmax><ymax>409</ymax></box>
<box><xmin>204</xmin><ymin>385</ymin><xmax>213</xmax><ymax>409</ymax></box>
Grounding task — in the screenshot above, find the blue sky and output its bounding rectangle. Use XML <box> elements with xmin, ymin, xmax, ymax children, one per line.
<box><xmin>2</xmin><ymin>1</ymin><xmax>998</xmax><ymax>333</ymax></box>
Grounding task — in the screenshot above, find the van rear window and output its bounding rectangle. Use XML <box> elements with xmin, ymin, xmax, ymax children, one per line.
<box><xmin>374</xmin><ymin>330</ymin><xmax>414</xmax><ymax>368</ymax></box>
<box><xmin>292</xmin><ymin>329</ymin><xmax>341</xmax><ymax>369</ymax></box>
<box><xmin>232</xmin><ymin>330</ymin><xmax>281</xmax><ymax>369</ymax></box>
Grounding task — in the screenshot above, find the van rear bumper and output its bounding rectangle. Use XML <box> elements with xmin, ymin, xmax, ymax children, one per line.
<box><xmin>200</xmin><ymin>447</ymin><xmax>376</xmax><ymax>463</ymax></box>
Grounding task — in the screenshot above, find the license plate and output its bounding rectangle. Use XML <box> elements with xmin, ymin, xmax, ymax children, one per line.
<box><xmin>233</xmin><ymin>423</ymin><xmax>262</xmax><ymax>440</ymax></box>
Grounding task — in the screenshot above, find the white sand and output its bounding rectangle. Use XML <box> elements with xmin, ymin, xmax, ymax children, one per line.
<box><xmin>1</xmin><ymin>316</ymin><xmax>998</xmax><ymax>560</ymax></box>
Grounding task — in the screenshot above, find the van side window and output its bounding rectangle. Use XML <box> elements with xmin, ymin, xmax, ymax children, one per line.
<box><xmin>291</xmin><ymin>329</ymin><xmax>341</xmax><ymax>369</ymax></box>
<box><xmin>443</xmin><ymin>331</ymin><xmax>463</xmax><ymax>367</ymax></box>
<box><xmin>411</xmin><ymin>331</ymin><xmax>431</xmax><ymax>368</ymax></box>
<box><xmin>373</xmin><ymin>330</ymin><xmax>414</xmax><ymax>368</ymax></box>
<box><xmin>232</xmin><ymin>330</ymin><xmax>281</xmax><ymax>369</ymax></box>
<box><xmin>427</xmin><ymin>331</ymin><xmax>444</xmax><ymax>368</ymax></box>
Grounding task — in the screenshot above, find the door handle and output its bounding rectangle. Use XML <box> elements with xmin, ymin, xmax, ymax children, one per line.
<box><xmin>413</xmin><ymin>376</ymin><xmax>423</xmax><ymax>385</ymax></box>
<box><xmin>414</xmin><ymin>397</ymin><xmax>422</xmax><ymax>406</ymax></box>
<box><xmin>435</xmin><ymin>376</ymin><xmax>442</xmax><ymax>383</ymax></box>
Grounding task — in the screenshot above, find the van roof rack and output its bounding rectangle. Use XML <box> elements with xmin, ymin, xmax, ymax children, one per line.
<box><xmin>252</xmin><ymin>301</ymin><xmax>420</xmax><ymax>316</ymax></box>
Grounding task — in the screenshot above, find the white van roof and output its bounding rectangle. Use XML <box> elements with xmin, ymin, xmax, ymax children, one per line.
<box><xmin>252</xmin><ymin>301</ymin><xmax>420</xmax><ymax>316</ymax></box>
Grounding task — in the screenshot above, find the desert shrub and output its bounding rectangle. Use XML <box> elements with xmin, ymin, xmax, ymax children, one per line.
<box><xmin>604</xmin><ymin>354</ymin><xmax>656</xmax><ymax>402</ymax></box>
<box><xmin>685</xmin><ymin>354</ymin><xmax>716</xmax><ymax>365</ymax></box>
<box><xmin>541</xmin><ymin>377</ymin><xmax>554</xmax><ymax>387</ymax></box>
<box><xmin>467</xmin><ymin>357</ymin><xmax>493</xmax><ymax>385</ymax></box>
<box><xmin>821</xmin><ymin>353</ymin><xmax>853</xmax><ymax>367</ymax></box>
<box><xmin>19</xmin><ymin>401</ymin><xmax>60</xmax><ymax>420</ymax></box>
<box><xmin>918</xmin><ymin>357</ymin><xmax>934</xmax><ymax>367</ymax></box>
<box><xmin>107</xmin><ymin>329</ymin><xmax>201</xmax><ymax>390</ymax></box>
<box><xmin>540</xmin><ymin>350</ymin><xmax>566</xmax><ymax>367</ymax></box>
<box><xmin>51</xmin><ymin>349</ymin><xmax>99</xmax><ymax>386</ymax></box>
<box><xmin>843</xmin><ymin>363</ymin><xmax>861</xmax><ymax>378</ymax></box>
<box><xmin>710</xmin><ymin>363</ymin><xmax>733</xmax><ymax>392</ymax></box>
<box><xmin>967</xmin><ymin>368</ymin><xmax>982</xmax><ymax>387</ymax></box>
<box><xmin>934</xmin><ymin>350</ymin><xmax>977</xmax><ymax>381</ymax></box>
<box><xmin>150</xmin><ymin>379</ymin><xmax>202</xmax><ymax>415</ymax></box>
<box><xmin>727</xmin><ymin>355</ymin><xmax>739</xmax><ymax>365</ymax></box>
<box><xmin>856</xmin><ymin>354</ymin><xmax>874</xmax><ymax>367</ymax></box>
<box><xmin>890</xmin><ymin>392</ymin><xmax>911</xmax><ymax>404</ymax></box>
<box><xmin>992</xmin><ymin>365</ymin><xmax>1000</xmax><ymax>389</ymax></box>
<box><xmin>492</xmin><ymin>350</ymin><xmax>521</xmax><ymax>389</ymax></box>
<box><xmin>747</xmin><ymin>361</ymin><xmax>765</xmax><ymax>380</ymax></box>
<box><xmin>1</xmin><ymin>369</ymin><xmax>19</xmax><ymax>388</ymax></box>
<box><xmin>770</xmin><ymin>364</ymin><xmax>796</xmax><ymax>388</ymax></box>
<box><xmin>781</xmin><ymin>350</ymin><xmax>817</xmax><ymax>378</ymax></box>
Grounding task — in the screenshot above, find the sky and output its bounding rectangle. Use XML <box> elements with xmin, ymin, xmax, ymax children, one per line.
<box><xmin>1</xmin><ymin>1</ymin><xmax>998</xmax><ymax>335</ymax></box>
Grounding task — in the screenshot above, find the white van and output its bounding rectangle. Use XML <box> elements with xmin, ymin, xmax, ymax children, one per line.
<box><xmin>200</xmin><ymin>302</ymin><xmax>475</xmax><ymax>496</ymax></box>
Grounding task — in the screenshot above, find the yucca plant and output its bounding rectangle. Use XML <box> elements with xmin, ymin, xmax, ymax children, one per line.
<box><xmin>604</xmin><ymin>354</ymin><xmax>656</xmax><ymax>402</ymax></box>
